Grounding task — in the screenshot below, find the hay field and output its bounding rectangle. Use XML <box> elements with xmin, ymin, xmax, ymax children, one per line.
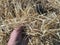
<box><xmin>0</xmin><ymin>0</ymin><xmax>60</xmax><ymax>45</ymax></box>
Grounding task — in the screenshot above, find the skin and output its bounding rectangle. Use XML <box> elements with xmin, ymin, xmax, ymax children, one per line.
<box><xmin>7</xmin><ymin>25</ymin><xmax>29</xmax><ymax>45</ymax></box>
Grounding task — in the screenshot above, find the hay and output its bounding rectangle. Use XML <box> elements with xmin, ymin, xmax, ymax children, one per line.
<box><xmin>0</xmin><ymin>0</ymin><xmax>60</xmax><ymax>45</ymax></box>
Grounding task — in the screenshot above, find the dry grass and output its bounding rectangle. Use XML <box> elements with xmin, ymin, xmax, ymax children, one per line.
<box><xmin>0</xmin><ymin>0</ymin><xmax>60</xmax><ymax>45</ymax></box>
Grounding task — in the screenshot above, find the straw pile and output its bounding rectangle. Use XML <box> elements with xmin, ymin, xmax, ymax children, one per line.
<box><xmin>0</xmin><ymin>0</ymin><xmax>60</xmax><ymax>45</ymax></box>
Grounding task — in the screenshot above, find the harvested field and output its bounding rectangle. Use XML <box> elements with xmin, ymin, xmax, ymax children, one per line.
<box><xmin>0</xmin><ymin>0</ymin><xmax>60</xmax><ymax>45</ymax></box>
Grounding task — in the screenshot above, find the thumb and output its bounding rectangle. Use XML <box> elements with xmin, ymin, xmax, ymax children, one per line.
<box><xmin>7</xmin><ymin>25</ymin><xmax>24</xmax><ymax>45</ymax></box>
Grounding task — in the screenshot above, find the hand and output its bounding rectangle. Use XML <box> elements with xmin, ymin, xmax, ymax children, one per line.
<box><xmin>7</xmin><ymin>25</ymin><xmax>29</xmax><ymax>45</ymax></box>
